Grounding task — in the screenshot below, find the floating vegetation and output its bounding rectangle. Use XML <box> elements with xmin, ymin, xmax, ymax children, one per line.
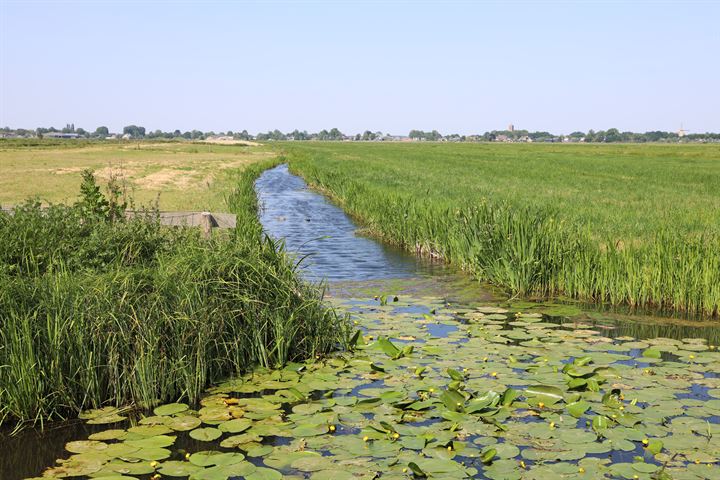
<box><xmin>32</xmin><ymin>295</ymin><xmax>720</xmax><ymax>479</ymax></box>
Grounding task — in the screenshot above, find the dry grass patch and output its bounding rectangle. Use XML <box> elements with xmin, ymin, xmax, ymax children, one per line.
<box><xmin>0</xmin><ymin>141</ymin><xmax>275</xmax><ymax>211</ymax></box>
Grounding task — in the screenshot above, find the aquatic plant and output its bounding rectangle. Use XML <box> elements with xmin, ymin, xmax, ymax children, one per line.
<box><xmin>32</xmin><ymin>295</ymin><xmax>720</xmax><ymax>479</ymax></box>
<box><xmin>0</xmin><ymin>162</ymin><xmax>349</xmax><ymax>428</ymax></box>
<box><xmin>284</xmin><ymin>142</ymin><xmax>720</xmax><ymax>318</ymax></box>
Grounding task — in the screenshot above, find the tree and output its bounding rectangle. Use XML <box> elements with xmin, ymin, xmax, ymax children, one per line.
<box><xmin>361</xmin><ymin>130</ymin><xmax>376</xmax><ymax>141</ymax></box>
<box><xmin>122</xmin><ymin>125</ymin><xmax>146</xmax><ymax>138</ymax></box>
<box><xmin>604</xmin><ymin>128</ymin><xmax>621</xmax><ymax>142</ymax></box>
<box><xmin>95</xmin><ymin>126</ymin><xmax>109</xmax><ymax>136</ymax></box>
<box><xmin>328</xmin><ymin>128</ymin><xmax>343</xmax><ymax>140</ymax></box>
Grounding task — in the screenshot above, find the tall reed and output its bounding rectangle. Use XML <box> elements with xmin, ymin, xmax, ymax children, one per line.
<box><xmin>287</xmin><ymin>146</ymin><xmax>720</xmax><ymax>319</ymax></box>
<box><xmin>0</xmin><ymin>162</ymin><xmax>349</xmax><ymax>427</ymax></box>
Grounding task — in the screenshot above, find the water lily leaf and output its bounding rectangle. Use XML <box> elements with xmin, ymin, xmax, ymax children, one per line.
<box><xmin>244</xmin><ymin>467</ymin><xmax>282</xmax><ymax>480</ymax></box>
<box><xmin>611</xmin><ymin>439</ymin><xmax>636</xmax><ymax>451</ymax></box>
<box><xmin>646</xmin><ymin>439</ymin><xmax>663</xmax><ymax>455</ymax></box>
<box><xmin>573</xmin><ymin>356</ymin><xmax>593</xmax><ymax>366</ymax></box>
<box><xmin>79</xmin><ymin>406</ymin><xmax>124</xmax><ymax>420</ymax></box>
<box><xmin>127</xmin><ymin>424</ymin><xmax>173</xmax><ymax>436</ymax></box>
<box><xmin>91</xmin><ymin>476</ymin><xmax>139</xmax><ymax>480</ymax></box>
<box><xmin>642</xmin><ymin>348</ymin><xmax>662</xmax><ymax>359</ymax></box>
<box><xmin>377</xmin><ymin>337</ymin><xmax>400</xmax><ymax>357</ymax></box>
<box><xmin>559</xmin><ymin>429</ymin><xmax>597</xmax><ymax>443</ymax></box>
<box><xmin>408</xmin><ymin>462</ymin><xmax>426</xmax><ymax>477</ymax></box>
<box><xmin>189</xmin><ymin>461</ymin><xmax>256</xmax><ymax>480</ymax></box>
<box><xmin>88</xmin><ymin>429</ymin><xmax>127</xmax><ymax>441</ymax></box>
<box><xmin>291</xmin><ymin>456</ymin><xmax>334</xmax><ymax>472</ymax></box>
<box><xmin>126</xmin><ymin>435</ymin><xmax>176</xmax><ymax>449</ymax></box>
<box><xmin>369</xmin><ymin>363</ymin><xmax>386</xmax><ymax>373</ymax></box>
<box><xmin>166</xmin><ymin>415</ymin><xmax>202</xmax><ymax>431</ymax></box>
<box><xmin>467</xmin><ymin>391</ymin><xmax>500</xmax><ymax>413</ymax></box>
<box><xmin>602</xmin><ymin>389</ymin><xmax>623</xmax><ymax>409</ymax></box>
<box><xmin>246</xmin><ymin>444</ymin><xmax>274</xmax><ymax>457</ymax></box>
<box><xmin>158</xmin><ymin>460</ymin><xmax>202</xmax><ymax>476</ymax></box>
<box><xmin>592</xmin><ymin>415</ymin><xmax>609</xmax><ymax>432</ymax></box>
<box><xmin>87</xmin><ymin>414</ymin><xmax>127</xmax><ymax>425</ymax></box>
<box><xmin>189</xmin><ymin>451</ymin><xmax>245</xmax><ymax>467</ymax></box>
<box><xmin>615</xmin><ymin>412</ymin><xmax>640</xmax><ymax>427</ymax></box>
<box><xmin>525</xmin><ymin>385</ymin><xmax>564</xmax><ymax>405</ymax></box>
<box><xmin>65</xmin><ymin>440</ymin><xmax>108</xmax><ymax>454</ymax></box>
<box><xmin>292</xmin><ymin>423</ymin><xmax>329</xmax><ymax>437</ymax></box>
<box><xmin>153</xmin><ymin>403</ymin><xmax>189</xmax><ymax>416</ymax></box>
<box><xmin>310</xmin><ymin>470</ymin><xmax>357</xmax><ymax>480</ymax></box>
<box><xmin>440</xmin><ymin>389</ymin><xmax>466</xmax><ymax>412</ymax></box>
<box><xmin>481</xmin><ymin>447</ymin><xmax>497</xmax><ymax>464</ymax></box>
<box><xmin>220</xmin><ymin>433</ymin><xmax>263</xmax><ymax>448</ymax></box>
<box><xmin>218</xmin><ymin>418</ymin><xmax>253</xmax><ymax>433</ymax></box>
<box><xmin>286</xmin><ymin>387</ymin><xmax>306</xmax><ymax>401</ymax></box>
<box><xmin>190</xmin><ymin>427</ymin><xmax>223</xmax><ymax>441</ymax></box>
<box><xmin>567</xmin><ymin>400</ymin><xmax>590</xmax><ymax>418</ymax></box>
<box><xmin>128</xmin><ymin>447</ymin><xmax>171</xmax><ymax>461</ymax></box>
<box><xmin>500</xmin><ymin>388</ymin><xmax>519</xmax><ymax>406</ymax></box>
<box><xmin>631</xmin><ymin>462</ymin><xmax>658</xmax><ymax>473</ymax></box>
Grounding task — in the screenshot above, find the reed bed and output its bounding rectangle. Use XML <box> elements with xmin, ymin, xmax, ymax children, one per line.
<box><xmin>286</xmin><ymin>143</ymin><xmax>720</xmax><ymax>319</ymax></box>
<box><xmin>0</xmin><ymin>160</ymin><xmax>348</xmax><ymax>428</ymax></box>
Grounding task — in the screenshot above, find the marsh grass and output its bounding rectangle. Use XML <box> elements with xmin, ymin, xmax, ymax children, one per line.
<box><xmin>0</xmin><ymin>160</ymin><xmax>349</xmax><ymax>428</ymax></box>
<box><xmin>285</xmin><ymin>143</ymin><xmax>720</xmax><ymax>318</ymax></box>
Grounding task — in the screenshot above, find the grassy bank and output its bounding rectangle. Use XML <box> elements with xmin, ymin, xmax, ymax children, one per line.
<box><xmin>0</xmin><ymin>159</ymin><xmax>348</xmax><ymax>428</ymax></box>
<box><xmin>285</xmin><ymin>142</ymin><xmax>720</xmax><ymax>318</ymax></box>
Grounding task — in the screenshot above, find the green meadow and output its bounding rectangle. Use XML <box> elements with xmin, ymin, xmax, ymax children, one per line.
<box><xmin>285</xmin><ymin>142</ymin><xmax>720</xmax><ymax>318</ymax></box>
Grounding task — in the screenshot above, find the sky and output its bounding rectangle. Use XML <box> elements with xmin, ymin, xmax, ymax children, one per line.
<box><xmin>1</xmin><ymin>0</ymin><xmax>719</xmax><ymax>135</ymax></box>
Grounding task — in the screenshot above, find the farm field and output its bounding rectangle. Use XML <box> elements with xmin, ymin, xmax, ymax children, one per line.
<box><xmin>285</xmin><ymin>142</ymin><xmax>720</xmax><ymax>318</ymax></box>
<box><xmin>0</xmin><ymin>140</ymin><xmax>274</xmax><ymax>211</ymax></box>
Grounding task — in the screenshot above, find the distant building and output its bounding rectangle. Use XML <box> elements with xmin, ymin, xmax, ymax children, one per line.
<box><xmin>508</xmin><ymin>124</ymin><xmax>515</xmax><ymax>132</ymax></box>
<box><xmin>44</xmin><ymin>132</ymin><xmax>80</xmax><ymax>139</ymax></box>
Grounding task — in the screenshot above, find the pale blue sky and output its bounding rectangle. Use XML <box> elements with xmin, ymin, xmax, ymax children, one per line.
<box><xmin>1</xmin><ymin>0</ymin><xmax>718</xmax><ymax>135</ymax></box>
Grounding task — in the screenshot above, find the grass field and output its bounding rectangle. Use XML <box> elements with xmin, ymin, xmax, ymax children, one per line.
<box><xmin>285</xmin><ymin>142</ymin><xmax>720</xmax><ymax>318</ymax></box>
<box><xmin>0</xmin><ymin>140</ymin><xmax>274</xmax><ymax>211</ymax></box>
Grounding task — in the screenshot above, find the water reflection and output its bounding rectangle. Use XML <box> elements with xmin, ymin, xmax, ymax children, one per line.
<box><xmin>255</xmin><ymin>164</ymin><xmax>449</xmax><ymax>281</ymax></box>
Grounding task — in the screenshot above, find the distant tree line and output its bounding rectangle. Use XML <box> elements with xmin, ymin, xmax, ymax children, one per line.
<box><xmin>2</xmin><ymin>125</ymin><xmax>719</xmax><ymax>143</ymax></box>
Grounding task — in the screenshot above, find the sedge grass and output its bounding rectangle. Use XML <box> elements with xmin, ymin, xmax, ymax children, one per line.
<box><xmin>284</xmin><ymin>142</ymin><xmax>720</xmax><ymax>319</ymax></box>
<box><xmin>0</xmin><ymin>160</ymin><xmax>349</xmax><ymax>428</ymax></box>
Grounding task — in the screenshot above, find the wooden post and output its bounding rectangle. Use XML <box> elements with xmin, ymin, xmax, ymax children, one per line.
<box><xmin>200</xmin><ymin>212</ymin><xmax>212</xmax><ymax>239</ymax></box>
